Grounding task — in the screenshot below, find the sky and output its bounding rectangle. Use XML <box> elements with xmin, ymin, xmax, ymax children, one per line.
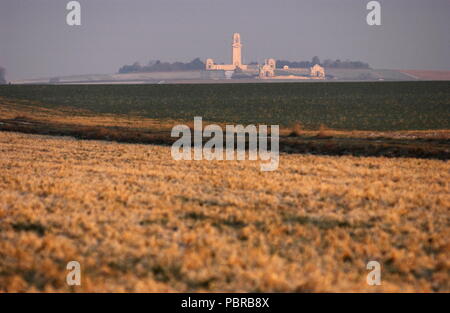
<box><xmin>0</xmin><ymin>0</ymin><xmax>449</xmax><ymax>80</ymax></box>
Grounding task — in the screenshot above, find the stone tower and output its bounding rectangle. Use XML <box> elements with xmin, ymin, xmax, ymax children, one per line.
<box><xmin>206</xmin><ymin>33</ymin><xmax>247</xmax><ymax>71</ymax></box>
<box><xmin>232</xmin><ymin>33</ymin><xmax>242</xmax><ymax>68</ymax></box>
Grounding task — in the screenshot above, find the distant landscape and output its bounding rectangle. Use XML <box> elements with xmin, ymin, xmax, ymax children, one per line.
<box><xmin>10</xmin><ymin>68</ymin><xmax>450</xmax><ymax>85</ymax></box>
<box><xmin>5</xmin><ymin>56</ymin><xmax>450</xmax><ymax>85</ymax></box>
<box><xmin>118</xmin><ymin>57</ymin><xmax>371</xmax><ymax>74</ymax></box>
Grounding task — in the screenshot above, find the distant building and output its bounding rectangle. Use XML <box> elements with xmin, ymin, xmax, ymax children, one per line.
<box><xmin>206</xmin><ymin>33</ymin><xmax>326</xmax><ymax>80</ymax></box>
<box><xmin>310</xmin><ymin>64</ymin><xmax>325</xmax><ymax>78</ymax></box>
<box><xmin>259</xmin><ymin>59</ymin><xmax>276</xmax><ymax>78</ymax></box>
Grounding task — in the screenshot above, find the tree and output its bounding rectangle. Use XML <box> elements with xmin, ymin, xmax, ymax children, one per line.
<box><xmin>118</xmin><ymin>62</ymin><xmax>142</xmax><ymax>74</ymax></box>
<box><xmin>49</xmin><ymin>77</ymin><xmax>60</xmax><ymax>84</ymax></box>
<box><xmin>0</xmin><ymin>67</ymin><xmax>6</xmax><ymax>84</ymax></box>
<box><xmin>188</xmin><ymin>58</ymin><xmax>205</xmax><ymax>70</ymax></box>
<box><xmin>312</xmin><ymin>56</ymin><xmax>321</xmax><ymax>65</ymax></box>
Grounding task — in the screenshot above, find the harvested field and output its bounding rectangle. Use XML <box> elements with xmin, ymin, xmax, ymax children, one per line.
<box><xmin>0</xmin><ymin>132</ymin><xmax>448</xmax><ymax>292</ymax></box>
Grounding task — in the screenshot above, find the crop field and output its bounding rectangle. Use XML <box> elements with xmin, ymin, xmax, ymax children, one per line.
<box><xmin>1</xmin><ymin>81</ymin><xmax>449</xmax><ymax>130</ymax></box>
<box><xmin>0</xmin><ymin>131</ymin><xmax>448</xmax><ymax>292</ymax></box>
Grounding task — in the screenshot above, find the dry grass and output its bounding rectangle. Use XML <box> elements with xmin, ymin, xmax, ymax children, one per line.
<box><xmin>0</xmin><ymin>131</ymin><xmax>448</xmax><ymax>292</ymax></box>
<box><xmin>317</xmin><ymin>124</ymin><xmax>332</xmax><ymax>139</ymax></box>
<box><xmin>0</xmin><ymin>96</ymin><xmax>177</xmax><ymax>131</ymax></box>
<box><xmin>288</xmin><ymin>122</ymin><xmax>304</xmax><ymax>137</ymax></box>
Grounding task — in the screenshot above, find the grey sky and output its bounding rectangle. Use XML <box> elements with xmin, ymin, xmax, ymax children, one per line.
<box><xmin>1</xmin><ymin>0</ymin><xmax>449</xmax><ymax>80</ymax></box>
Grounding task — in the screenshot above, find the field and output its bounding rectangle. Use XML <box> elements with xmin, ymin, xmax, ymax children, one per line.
<box><xmin>0</xmin><ymin>82</ymin><xmax>449</xmax><ymax>292</ymax></box>
<box><xmin>0</xmin><ymin>131</ymin><xmax>448</xmax><ymax>292</ymax></box>
<box><xmin>399</xmin><ymin>70</ymin><xmax>450</xmax><ymax>81</ymax></box>
<box><xmin>1</xmin><ymin>81</ymin><xmax>449</xmax><ymax>130</ymax></box>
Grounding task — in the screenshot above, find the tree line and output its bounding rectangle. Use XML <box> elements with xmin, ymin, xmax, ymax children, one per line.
<box><xmin>119</xmin><ymin>58</ymin><xmax>205</xmax><ymax>74</ymax></box>
<box><xmin>276</xmin><ymin>56</ymin><xmax>370</xmax><ymax>69</ymax></box>
<box><xmin>118</xmin><ymin>56</ymin><xmax>370</xmax><ymax>74</ymax></box>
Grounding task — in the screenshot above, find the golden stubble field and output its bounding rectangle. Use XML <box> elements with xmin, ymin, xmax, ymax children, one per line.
<box><xmin>0</xmin><ymin>131</ymin><xmax>448</xmax><ymax>292</ymax></box>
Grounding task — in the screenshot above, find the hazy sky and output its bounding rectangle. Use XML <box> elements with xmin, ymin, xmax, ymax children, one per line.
<box><xmin>1</xmin><ymin>0</ymin><xmax>449</xmax><ymax>80</ymax></box>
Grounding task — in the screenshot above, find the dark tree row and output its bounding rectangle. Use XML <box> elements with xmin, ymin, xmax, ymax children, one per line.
<box><xmin>118</xmin><ymin>56</ymin><xmax>369</xmax><ymax>73</ymax></box>
<box><xmin>119</xmin><ymin>58</ymin><xmax>205</xmax><ymax>74</ymax></box>
<box><xmin>276</xmin><ymin>57</ymin><xmax>370</xmax><ymax>69</ymax></box>
<box><xmin>0</xmin><ymin>67</ymin><xmax>6</xmax><ymax>84</ymax></box>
